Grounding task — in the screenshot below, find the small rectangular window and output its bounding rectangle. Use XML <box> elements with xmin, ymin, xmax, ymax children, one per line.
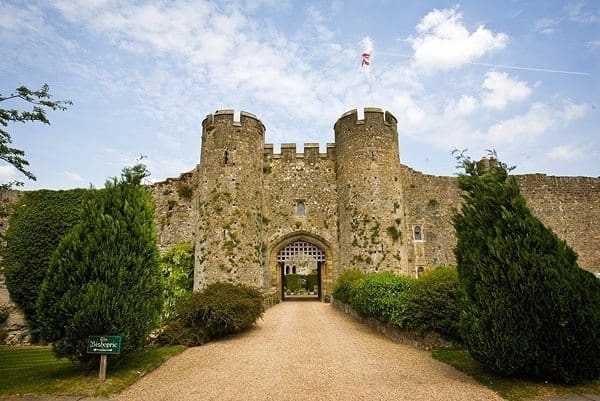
<box><xmin>296</xmin><ymin>200</ymin><xmax>305</xmax><ymax>216</ymax></box>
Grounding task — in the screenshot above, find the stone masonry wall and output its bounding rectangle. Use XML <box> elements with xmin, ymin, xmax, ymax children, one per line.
<box><xmin>335</xmin><ymin>109</ymin><xmax>410</xmax><ymax>275</ymax></box>
<box><xmin>262</xmin><ymin>143</ymin><xmax>338</xmax><ymax>292</ymax></box>
<box><xmin>148</xmin><ymin>170</ymin><xmax>197</xmax><ymax>251</ymax></box>
<box><xmin>0</xmin><ymin>190</ymin><xmax>29</xmax><ymax>344</ymax></box>
<box><xmin>401</xmin><ymin>167</ymin><xmax>600</xmax><ymax>273</ymax></box>
<box><xmin>518</xmin><ymin>174</ymin><xmax>600</xmax><ymax>271</ymax></box>
<box><xmin>195</xmin><ymin>111</ymin><xmax>266</xmax><ymax>290</ymax></box>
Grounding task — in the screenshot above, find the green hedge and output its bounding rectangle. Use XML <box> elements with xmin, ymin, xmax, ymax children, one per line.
<box><xmin>403</xmin><ymin>267</ymin><xmax>460</xmax><ymax>340</ymax></box>
<box><xmin>351</xmin><ymin>272</ymin><xmax>414</xmax><ymax>323</ymax></box>
<box><xmin>332</xmin><ymin>269</ymin><xmax>363</xmax><ymax>303</ymax></box>
<box><xmin>159</xmin><ymin>282</ymin><xmax>264</xmax><ymax>346</ymax></box>
<box><xmin>2</xmin><ymin>189</ymin><xmax>89</xmax><ymax>327</ymax></box>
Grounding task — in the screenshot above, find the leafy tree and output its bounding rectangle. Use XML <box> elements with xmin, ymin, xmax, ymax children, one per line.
<box><xmin>2</xmin><ymin>189</ymin><xmax>88</xmax><ymax>329</ymax></box>
<box><xmin>453</xmin><ymin>151</ymin><xmax>600</xmax><ymax>383</ymax></box>
<box><xmin>0</xmin><ymin>84</ymin><xmax>71</xmax><ymax>188</ymax></box>
<box><xmin>160</xmin><ymin>242</ymin><xmax>194</xmax><ymax>322</ymax></box>
<box><xmin>36</xmin><ymin>163</ymin><xmax>163</xmax><ymax>369</ymax></box>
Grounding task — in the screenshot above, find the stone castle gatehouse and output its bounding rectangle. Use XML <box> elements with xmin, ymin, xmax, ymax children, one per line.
<box><xmin>148</xmin><ymin>108</ymin><xmax>600</xmax><ymax>302</ymax></box>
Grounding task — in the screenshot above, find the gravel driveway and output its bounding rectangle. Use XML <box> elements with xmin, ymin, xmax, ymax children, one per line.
<box><xmin>116</xmin><ymin>301</ymin><xmax>503</xmax><ymax>401</ymax></box>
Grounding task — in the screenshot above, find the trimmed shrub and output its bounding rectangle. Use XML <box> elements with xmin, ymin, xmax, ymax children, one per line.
<box><xmin>37</xmin><ymin>165</ymin><xmax>163</xmax><ymax>369</ymax></box>
<box><xmin>453</xmin><ymin>153</ymin><xmax>600</xmax><ymax>383</ymax></box>
<box><xmin>159</xmin><ymin>282</ymin><xmax>264</xmax><ymax>346</ymax></box>
<box><xmin>161</xmin><ymin>242</ymin><xmax>194</xmax><ymax>322</ymax></box>
<box><xmin>2</xmin><ymin>189</ymin><xmax>88</xmax><ymax>327</ymax></box>
<box><xmin>351</xmin><ymin>272</ymin><xmax>414</xmax><ymax>323</ymax></box>
<box><xmin>403</xmin><ymin>266</ymin><xmax>460</xmax><ymax>340</ymax></box>
<box><xmin>332</xmin><ymin>269</ymin><xmax>363</xmax><ymax>303</ymax></box>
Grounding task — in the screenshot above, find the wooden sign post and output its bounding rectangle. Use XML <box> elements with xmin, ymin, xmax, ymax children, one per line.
<box><xmin>86</xmin><ymin>335</ymin><xmax>122</xmax><ymax>381</ymax></box>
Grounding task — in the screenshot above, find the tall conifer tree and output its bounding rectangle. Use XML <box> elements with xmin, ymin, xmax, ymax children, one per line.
<box><xmin>453</xmin><ymin>152</ymin><xmax>600</xmax><ymax>383</ymax></box>
<box><xmin>37</xmin><ymin>163</ymin><xmax>162</xmax><ymax>368</ymax></box>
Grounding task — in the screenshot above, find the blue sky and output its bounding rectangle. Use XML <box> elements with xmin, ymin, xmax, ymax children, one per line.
<box><xmin>1</xmin><ymin>0</ymin><xmax>598</xmax><ymax>189</ymax></box>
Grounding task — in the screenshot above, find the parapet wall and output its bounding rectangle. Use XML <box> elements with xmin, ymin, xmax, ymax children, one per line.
<box><xmin>202</xmin><ymin>110</ymin><xmax>265</xmax><ymax>135</ymax></box>
<box><xmin>263</xmin><ymin>143</ymin><xmax>336</xmax><ymax>162</ymax></box>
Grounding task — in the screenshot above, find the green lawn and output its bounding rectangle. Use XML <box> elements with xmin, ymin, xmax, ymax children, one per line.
<box><xmin>433</xmin><ymin>348</ymin><xmax>600</xmax><ymax>401</ymax></box>
<box><xmin>0</xmin><ymin>345</ymin><xmax>186</xmax><ymax>397</ymax></box>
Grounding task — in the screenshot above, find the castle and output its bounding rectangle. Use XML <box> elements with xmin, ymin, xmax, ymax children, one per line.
<box><xmin>1</xmin><ymin>106</ymin><xmax>599</xmax><ymax>342</ymax></box>
<box><xmin>148</xmin><ymin>107</ymin><xmax>600</xmax><ymax>301</ymax></box>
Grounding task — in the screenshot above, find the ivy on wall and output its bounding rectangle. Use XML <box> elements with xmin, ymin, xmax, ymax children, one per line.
<box><xmin>2</xmin><ymin>189</ymin><xmax>89</xmax><ymax>328</ymax></box>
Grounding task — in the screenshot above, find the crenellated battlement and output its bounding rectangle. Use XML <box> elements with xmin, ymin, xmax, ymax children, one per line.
<box><xmin>333</xmin><ymin>107</ymin><xmax>398</xmax><ymax>133</ymax></box>
<box><xmin>263</xmin><ymin>143</ymin><xmax>336</xmax><ymax>162</ymax></box>
<box><xmin>202</xmin><ymin>109</ymin><xmax>265</xmax><ymax>134</ymax></box>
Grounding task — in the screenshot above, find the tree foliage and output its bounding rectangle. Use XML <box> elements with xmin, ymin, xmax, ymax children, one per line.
<box><xmin>453</xmin><ymin>151</ymin><xmax>600</xmax><ymax>383</ymax></box>
<box><xmin>2</xmin><ymin>189</ymin><xmax>88</xmax><ymax>328</ymax></box>
<box><xmin>0</xmin><ymin>84</ymin><xmax>71</xmax><ymax>188</ymax></box>
<box><xmin>36</xmin><ymin>163</ymin><xmax>162</xmax><ymax>369</ymax></box>
<box><xmin>160</xmin><ymin>242</ymin><xmax>194</xmax><ymax>322</ymax></box>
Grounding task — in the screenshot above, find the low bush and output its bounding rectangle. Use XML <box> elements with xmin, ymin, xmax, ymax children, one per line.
<box><xmin>351</xmin><ymin>272</ymin><xmax>414</xmax><ymax>323</ymax></box>
<box><xmin>331</xmin><ymin>269</ymin><xmax>363</xmax><ymax>303</ymax></box>
<box><xmin>403</xmin><ymin>266</ymin><xmax>460</xmax><ymax>340</ymax></box>
<box><xmin>159</xmin><ymin>282</ymin><xmax>264</xmax><ymax>346</ymax></box>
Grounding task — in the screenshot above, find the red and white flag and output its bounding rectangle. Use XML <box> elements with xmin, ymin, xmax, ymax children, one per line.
<box><xmin>360</xmin><ymin>36</ymin><xmax>374</xmax><ymax>72</ymax></box>
<box><xmin>361</xmin><ymin>52</ymin><xmax>370</xmax><ymax>67</ymax></box>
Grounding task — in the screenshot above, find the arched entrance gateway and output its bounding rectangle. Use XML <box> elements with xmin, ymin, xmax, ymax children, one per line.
<box><xmin>269</xmin><ymin>233</ymin><xmax>333</xmax><ymax>302</ymax></box>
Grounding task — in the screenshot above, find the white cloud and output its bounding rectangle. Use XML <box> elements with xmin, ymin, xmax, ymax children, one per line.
<box><xmin>62</xmin><ymin>171</ymin><xmax>86</xmax><ymax>183</ymax></box>
<box><xmin>0</xmin><ymin>165</ymin><xmax>20</xmax><ymax>182</ymax></box>
<box><xmin>485</xmin><ymin>100</ymin><xmax>586</xmax><ymax>144</ymax></box>
<box><xmin>482</xmin><ymin>71</ymin><xmax>531</xmax><ymax>109</ymax></box>
<box><xmin>566</xmin><ymin>1</ymin><xmax>599</xmax><ymax>24</ymax></box>
<box><xmin>410</xmin><ymin>6</ymin><xmax>508</xmax><ymax>71</ymax></box>
<box><xmin>390</xmin><ymin>93</ymin><xmax>426</xmax><ymax>125</ymax></box>
<box><xmin>561</xmin><ymin>99</ymin><xmax>587</xmax><ymax>121</ymax></box>
<box><xmin>546</xmin><ymin>145</ymin><xmax>583</xmax><ymax>161</ymax></box>
<box><xmin>533</xmin><ymin>18</ymin><xmax>559</xmax><ymax>34</ymax></box>
<box><xmin>587</xmin><ymin>40</ymin><xmax>600</xmax><ymax>50</ymax></box>
<box><xmin>444</xmin><ymin>95</ymin><xmax>477</xmax><ymax>116</ymax></box>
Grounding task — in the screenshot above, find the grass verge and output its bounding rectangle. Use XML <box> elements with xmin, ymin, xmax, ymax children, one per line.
<box><xmin>433</xmin><ymin>348</ymin><xmax>600</xmax><ymax>401</ymax></box>
<box><xmin>0</xmin><ymin>344</ymin><xmax>186</xmax><ymax>397</ymax></box>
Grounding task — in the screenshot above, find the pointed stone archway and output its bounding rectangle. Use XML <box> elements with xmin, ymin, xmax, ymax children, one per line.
<box><xmin>268</xmin><ymin>232</ymin><xmax>333</xmax><ymax>302</ymax></box>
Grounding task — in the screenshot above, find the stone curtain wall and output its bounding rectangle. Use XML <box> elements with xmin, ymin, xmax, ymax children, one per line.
<box><xmin>148</xmin><ymin>170</ymin><xmax>197</xmax><ymax>252</ymax></box>
<box><xmin>0</xmin><ymin>190</ymin><xmax>29</xmax><ymax>344</ymax></box>
<box><xmin>400</xmin><ymin>165</ymin><xmax>462</xmax><ymax>271</ymax></box>
<box><xmin>401</xmin><ymin>167</ymin><xmax>600</xmax><ymax>273</ymax></box>
<box><xmin>518</xmin><ymin>174</ymin><xmax>600</xmax><ymax>271</ymax></box>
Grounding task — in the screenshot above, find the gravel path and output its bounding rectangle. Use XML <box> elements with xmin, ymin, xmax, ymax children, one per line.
<box><xmin>116</xmin><ymin>301</ymin><xmax>503</xmax><ymax>401</ymax></box>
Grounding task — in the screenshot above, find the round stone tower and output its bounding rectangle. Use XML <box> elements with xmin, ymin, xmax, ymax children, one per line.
<box><xmin>194</xmin><ymin>110</ymin><xmax>266</xmax><ymax>290</ymax></box>
<box><xmin>334</xmin><ymin>108</ymin><xmax>410</xmax><ymax>274</ymax></box>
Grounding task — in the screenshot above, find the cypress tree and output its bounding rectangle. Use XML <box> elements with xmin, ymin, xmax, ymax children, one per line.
<box><xmin>453</xmin><ymin>152</ymin><xmax>600</xmax><ymax>383</ymax></box>
<box><xmin>37</xmin><ymin>164</ymin><xmax>162</xmax><ymax>369</ymax></box>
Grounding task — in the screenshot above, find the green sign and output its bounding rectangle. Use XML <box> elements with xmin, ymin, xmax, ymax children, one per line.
<box><xmin>86</xmin><ymin>335</ymin><xmax>122</xmax><ymax>355</ymax></box>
